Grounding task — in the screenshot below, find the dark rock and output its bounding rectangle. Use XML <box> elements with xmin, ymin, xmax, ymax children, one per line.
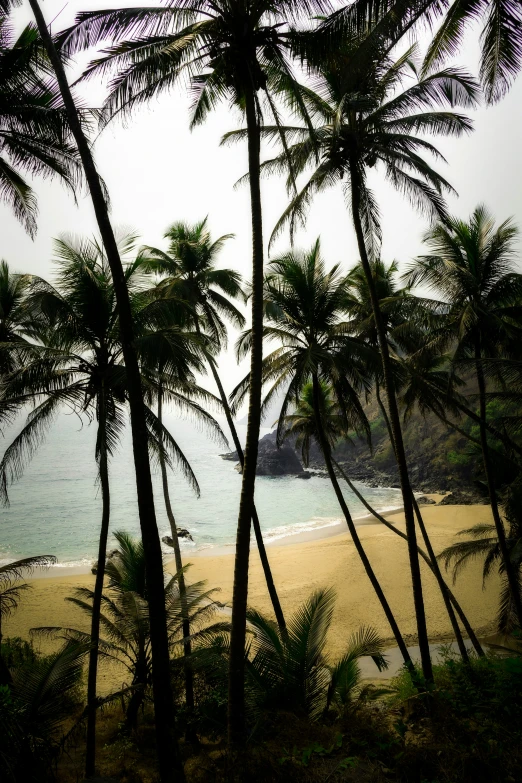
<box><xmin>296</xmin><ymin>472</ymin><xmax>312</xmax><ymax>479</ymax></box>
<box><xmin>439</xmin><ymin>490</ymin><xmax>488</xmax><ymax>506</ymax></box>
<box><xmin>220</xmin><ymin>451</ymin><xmax>238</xmax><ymax>461</ymax></box>
<box><xmin>230</xmin><ymin>430</ymin><xmax>305</xmax><ymax>476</ymax></box>
<box><xmin>416</xmin><ymin>495</ymin><xmax>436</xmax><ymax>505</ymax></box>
<box><xmin>162</xmin><ymin>529</ymin><xmax>193</xmax><ymax>547</ymax></box>
<box><xmin>256</xmin><ymin>441</ymin><xmax>304</xmax><ymax>476</ymax></box>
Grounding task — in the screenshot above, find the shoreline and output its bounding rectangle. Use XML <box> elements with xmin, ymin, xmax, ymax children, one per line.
<box><xmin>5</xmin><ymin>502</ymin><xmax>500</xmax><ymax>680</ymax></box>
<box><xmin>3</xmin><ymin>501</ymin><xmax>415</xmax><ymax>575</ymax></box>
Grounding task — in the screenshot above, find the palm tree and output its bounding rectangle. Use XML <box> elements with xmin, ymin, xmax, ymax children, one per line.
<box><xmin>281</xmin><ymin>380</ymin><xmax>484</xmax><ymax>660</ymax></box>
<box><xmin>318</xmin><ymin>0</ymin><xmax>522</xmax><ymax>104</ymax></box>
<box><xmin>439</xmin><ymin>480</ymin><xmax>522</xmax><ymax>635</ymax></box>
<box><xmin>249</xmin><ymin>44</ymin><xmax>479</xmax><ymax>682</ymax></box>
<box><xmin>0</xmin><ymin>15</ymin><xmax>83</xmax><ymax>235</ymax></box>
<box><xmin>405</xmin><ymin>205</ymin><xmax>522</xmax><ymax>630</ymax></box>
<box><xmin>58</xmin><ymin>0</ymin><xmax>332</xmax><ymax>743</ymax></box>
<box><xmin>245</xmin><ymin>587</ymin><xmax>387</xmax><ymax>720</ymax></box>
<box><xmin>25</xmin><ymin>4</ymin><xmax>181</xmax><ymax>776</ymax></box>
<box><xmin>344</xmin><ymin>260</ymin><xmax>481</xmax><ymax>662</ymax></box>
<box><xmin>0</xmin><ymin>554</ymin><xmax>56</xmax><ymax>683</ymax></box>
<box><xmin>232</xmin><ymin>241</ymin><xmax>414</xmax><ymax>671</ymax></box>
<box><xmin>38</xmin><ymin>531</ymin><xmax>229</xmax><ymax>732</ymax></box>
<box><xmin>0</xmin><ymin>639</ymin><xmax>87</xmax><ymax>782</ymax></box>
<box><xmin>0</xmin><ymin>260</ymin><xmax>33</xmax><ymax>378</ymax></box>
<box><xmin>0</xmin><ymin>233</ymin><xmax>216</xmax><ymax>775</ymax></box>
<box><xmin>141</xmin><ymin>218</ymin><xmax>286</xmax><ymax>636</ymax></box>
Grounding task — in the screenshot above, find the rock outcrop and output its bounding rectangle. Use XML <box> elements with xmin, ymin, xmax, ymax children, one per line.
<box><xmin>439</xmin><ymin>489</ymin><xmax>488</xmax><ymax>505</ymax></box>
<box><xmin>162</xmin><ymin>529</ymin><xmax>193</xmax><ymax>546</ymax></box>
<box><xmin>221</xmin><ymin>430</ymin><xmax>307</xmax><ymax>477</ymax></box>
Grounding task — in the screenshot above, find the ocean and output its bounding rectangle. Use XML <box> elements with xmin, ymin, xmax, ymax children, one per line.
<box><xmin>0</xmin><ymin>407</ymin><xmax>402</xmax><ymax>568</ymax></box>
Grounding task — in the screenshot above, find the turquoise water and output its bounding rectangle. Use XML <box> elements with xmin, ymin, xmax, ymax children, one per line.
<box><xmin>0</xmin><ymin>408</ymin><xmax>402</xmax><ymax>568</ymax></box>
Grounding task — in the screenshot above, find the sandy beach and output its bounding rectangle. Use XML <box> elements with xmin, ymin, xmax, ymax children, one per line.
<box><xmin>5</xmin><ymin>502</ymin><xmax>500</xmax><ymax>689</ymax></box>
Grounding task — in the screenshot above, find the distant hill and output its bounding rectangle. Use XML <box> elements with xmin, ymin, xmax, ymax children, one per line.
<box><xmin>233</xmin><ymin>379</ymin><xmax>518</xmax><ymax>495</ymax></box>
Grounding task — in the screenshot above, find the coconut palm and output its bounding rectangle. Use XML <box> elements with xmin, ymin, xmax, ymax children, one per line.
<box><xmin>232</xmin><ymin>240</ymin><xmax>414</xmax><ymax>670</ymax></box>
<box><xmin>0</xmin><ymin>15</ymin><xmax>83</xmax><ymax>236</ymax></box>
<box><xmin>246</xmin><ymin>44</ymin><xmax>479</xmax><ymax>683</ymax></box>
<box><xmin>245</xmin><ymin>587</ymin><xmax>387</xmax><ymax>720</ymax></box>
<box><xmin>57</xmin><ymin>0</ymin><xmax>334</xmax><ymax>742</ymax></box>
<box><xmin>439</xmin><ymin>481</ymin><xmax>522</xmax><ymax>635</ymax></box>
<box><xmin>281</xmin><ymin>380</ymin><xmax>484</xmax><ymax>660</ymax></box>
<box><xmin>405</xmin><ymin>205</ymin><xmax>522</xmax><ymax>630</ymax></box>
<box><xmin>318</xmin><ymin>0</ymin><xmax>522</xmax><ymax>104</ymax></box>
<box><xmin>38</xmin><ymin>531</ymin><xmax>229</xmax><ymax>730</ymax></box>
<box><xmin>25</xmin><ymin>4</ymin><xmax>181</xmax><ymax>775</ymax></box>
<box><xmin>141</xmin><ymin>218</ymin><xmax>286</xmax><ymax>636</ymax></box>
<box><xmin>0</xmin><ymin>233</ymin><xmax>220</xmax><ymax>774</ymax></box>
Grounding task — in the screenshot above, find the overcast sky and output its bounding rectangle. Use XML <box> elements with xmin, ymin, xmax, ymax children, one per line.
<box><xmin>3</xmin><ymin>1</ymin><xmax>522</xmax><ymax>399</ymax></box>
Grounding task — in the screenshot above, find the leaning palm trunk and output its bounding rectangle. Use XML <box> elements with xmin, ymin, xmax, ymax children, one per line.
<box><xmin>475</xmin><ymin>339</ymin><xmax>522</xmax><ymax>629</ymax></box>
<box><xmin>349</xmin><ymin>166</ymin><xmax>433</xmax><ymax>682</ymax></box>
<box><xmin>228</xmin><ymin>86</ymin><xmax>265</xmax><ymax>746</ymax></box>
<box><xmin>205</xmin><ymin>355</ymin><xmax>286</xmax><ymax>637</ymax></box>
<box><xmin>28</xmin><ymin>4</ymin><xmax>184</xmax><ymax>780</ymax></box>
<box><xmin>311</xmin><ymin>375</ymin><xmax>414</xmax><ymax>671</ymax></box>
<box><xmin>85</xmin><ymin>389</ymin><xmax>110</xmax><ymax>775</ymax></box>
<box><xmin>332</xmin><ymin>458</ymin><xmax>484</xmax><ymax>658</ymax></box>
<box><xmin>157</xmin><ymin>390</ymin><xmax>195</xmax><ymax>717</ymax></box>
<box><xmin>374</xmin><ymin>385</ymin><xmax>479</xmax><ymax>660</ymax></box>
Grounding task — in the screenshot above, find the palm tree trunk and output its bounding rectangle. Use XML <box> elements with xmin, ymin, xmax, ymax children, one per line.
<box><xmin>349</xmin><ymin>162</ymin><xmax>433</xmax><ymax>682</ymax></box>
<box><xmin>228</xmin><ymin>84</ymin><xmax>264</xmax><ymax>746</ymax></box>
<box><xmin>157</xmin><ymin>390</ymin><xmax>195</xmax><ymax>716</ymax></box>
<box><xmin>475</xmin><ymin>338</ymin><xmax>522</xmax><ymax>629</ymax></box>
<box><xmin>311</xmin><ymin>375</ymin><xmax>414</xmax><ymax>671</ymax></box>
<box><xmin>374</xmin><ymin>385</ymin><xmax>479</xmax><ymax>659</ymax></box>
<box><xmin>205</xmin><ymin>355</ymin><xmax>286</xmax><ymax>636</ymax></box>
<box><xmin>28</xmin><ymin>5</ymin><xmax>184</xmax><ymax>779</ymax></box>
<box><xmin>332</xmin><ymin>458</ymin><xmax>484</xmax><ymax>657</ymax></box>
<box><xmin>85</xmin><ymin>390</ymin><xmax>110</xmax><ymax>777</ymax></box>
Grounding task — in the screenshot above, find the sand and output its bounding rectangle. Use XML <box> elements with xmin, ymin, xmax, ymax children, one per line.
<box><xmin>4</xmin><ymin>502</ymin><xmax>500</xmax><ymax>685</ymax></box>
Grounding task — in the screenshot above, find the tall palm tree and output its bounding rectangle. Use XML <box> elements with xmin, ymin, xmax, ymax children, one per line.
<box><xmin>405</xmin><ymin>205</ymin><xmax>522</xmax><ymax>630</ymax></box>
<box><xmin>0</xmin><ymin>15</ymin><xmax>82</xmax><ymax>235</ymax></box>
<box><xmin>25</xmin><ymin>4</ymin><xmax>181</xmax><ymax>777</ymax></box>
<box><xmin>141</xmin><ymin>218</ymin><xmax>286</xmax><ymax>635</ymax></box>
<box><xmin>281</xmin><ymin>380</ymin><xmax>484</xmax><ymax>660</ymax></box>
<box><xmin>344</xmin><ymin>260</ymin><xmax>479</xmax><ymax>661</ymax></box>
<box><xmin>58</xmin><ymin>1</ymin><xmax>332</xmax><ymax>743</ymax></box>
<box><xmin>247</xmin><ymin>44</ymin><xmax>480</xmax><ymax>682</ymax></box>
<box><xmin>0</xmin><ymin>233</ymin><xmax>217</xmax><ymax>775</ymax></box>
<box><xmin>232</xmin><ymin>241</ymin><xmax>414</xmax><ymax>671</ymax></box>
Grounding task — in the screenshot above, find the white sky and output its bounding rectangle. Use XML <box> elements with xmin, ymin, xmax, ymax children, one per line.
<box><xmin>2</xmin><ymin>1</ymin><xmax>522</xmax><ymax>399</ymax></box>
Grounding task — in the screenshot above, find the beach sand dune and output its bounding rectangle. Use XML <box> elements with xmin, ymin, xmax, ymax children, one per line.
<box><xmin>5</xmin><ymin>503</ymin><xmax>500</xmax><ymax>689</ymax></box>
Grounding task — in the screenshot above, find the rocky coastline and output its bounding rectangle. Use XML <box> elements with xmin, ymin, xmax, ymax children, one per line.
<box><xmin>220</xmin><ymin>428</ymin><xmax>488</xmax><ymax>504</ymax></box>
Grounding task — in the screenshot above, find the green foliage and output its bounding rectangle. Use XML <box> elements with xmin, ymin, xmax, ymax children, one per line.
<box><xmin>0</xmin><ymin>636</ymin><xmax>36</xmax><ymax>669</ymax></box>
<box><xmin>35</xmin><ymin>531</ymin><xmax>229</xmax><ymax>730</ymax></box>
<box><xmin>447</xmin><ymin>449</ymin><xmax>472</xmax><ymax>467</ymax></box>
<box><xmin>245</xmin><ymin>588</ymin><xmax>387</xmax><ymax>721</ymax></box>
<box><xmin>0</xmin><ymin>640</ymin><xmax>85</xmax><ymax>782</ymax></box>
